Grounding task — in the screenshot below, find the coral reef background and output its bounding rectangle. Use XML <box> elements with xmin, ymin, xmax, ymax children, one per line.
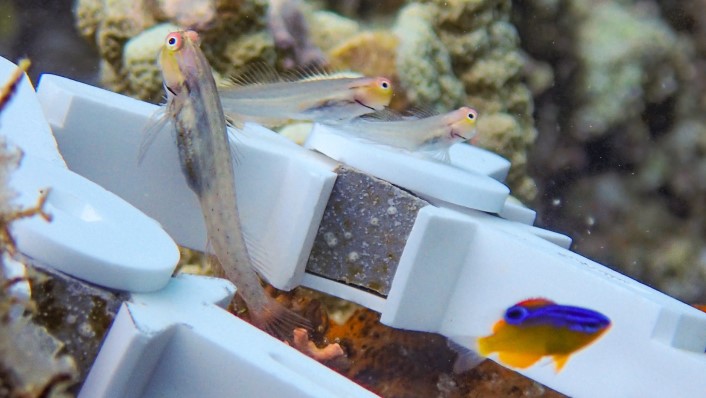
<box><xmin>3</xmin><ymin>0</ymin><xmax>706</xmax><ymax>395</ymax></box>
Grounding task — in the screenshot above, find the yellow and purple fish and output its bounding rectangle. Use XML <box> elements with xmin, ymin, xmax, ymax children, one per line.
<box><xmin>154</xmin><ymin>30</ymin><xmax>308</xmax><ymax>338</ymax></box>
<box><xmin>477</xmin><ymin>298</ymin><xmax>611</xmax><ymax>372</ymax></box>
<box><xmin>219</xmin><ymin>67</ymin><xmax>393</xmax><ymax>127</ymax></box>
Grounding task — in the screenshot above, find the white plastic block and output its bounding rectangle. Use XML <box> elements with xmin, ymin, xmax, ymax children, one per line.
<box><xmin>80</xmin><ymin>274</ymin><xmax>378</xmax><ymax>398</ymax></box>
<box><xmin>11</xmin><ymin>155</ymin><xmax>179</xmax><ymax>291</ymax></box>
<box><xmin>305</xmin><ymin>123</ymin><xmax>509</xmax><ymax>213</ymax></box>
<box><xmin>0</xmin><ymin>57</ymin><xmax>178</xmax><ymax>292</ymax></box>
<box><xmin>0</xmin><ymin>57</ymin><xmax>65</xmax><ymax>166</ymax></box>
<box><xmin>36</xmin><ymin>75</ymin><xmax>336</xmax><ymax>290</ymax></box>
<box><xmin>497</xmin><ymin>196</ymin><xmax>537</xmax><ymax>225</ymax></box>
<box><xmin>448</xmin><ymin>142</ymin><xmax>510</xmax><ymax>182</ymax></box>
<box><xmin>381</xmin><ymin>205</ymin><xmax>706</xmax><ymax>398</ymax></box>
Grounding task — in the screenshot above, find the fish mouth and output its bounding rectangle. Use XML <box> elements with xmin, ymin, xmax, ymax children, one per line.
<box><xmin>450</xmin><ymin>130</ymin><xmax>469</xmax><ymax>140</ymax></box>
<box><xmin>355</xmin><ymin>99</ymin><xmax>377</xmax><ymax>111</ymax></box>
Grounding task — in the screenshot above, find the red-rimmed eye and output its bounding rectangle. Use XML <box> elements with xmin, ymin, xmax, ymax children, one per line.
<box><xmin>465</xmin><ymin>108</ymin><xmax>478</xmax><ymax>121</ymax></box>
<box><xmin>166</xmin><ymin>32</ymin><xmax>183</xmax><ymax>51</ymax></box>
<box><xmin>378</xmin><ymin>78</ymin><xmax>391</xmax><ymax>90</ymax></box>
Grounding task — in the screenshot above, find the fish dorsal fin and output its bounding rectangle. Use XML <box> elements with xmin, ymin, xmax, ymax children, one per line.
<box><xmin>497</xmin><ymin>351</ymin><xmax>542</xmax><ymax>369</ymax></box>
<box><xmin>516</xmin><ymin>298</ymin><xmax>554</xmax><ymax>308</ymax></box>
<box><xmin>357</xmin><ymin>108</ymin><xmax>405</xmax><ymax>122</ymax></box>
<box><xmin>227</xmin><ymin>62</ymin><xmax>283</xmax><ymax>88</ymax></box>
<box><xmin>284</xmin><ymin>64</ymin><xmax>363</xmax><ymax>82</ymax></box>
<box><xmin>405</xmin><ymin>104</ymin><xmax>440</xmax><ymax>119</ymax></box>
<box><xmin>552</xmin><ymin>354</ymin><xmax>570</xmax><ymax>372</ymax></box>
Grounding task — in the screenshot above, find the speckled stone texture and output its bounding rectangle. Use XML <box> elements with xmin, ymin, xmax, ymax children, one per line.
<box><xmin>306</xmin><ymin>166</ymin><xmax>428</xmax><ymax>295</ymax></box>
<box><xmin>29</xmin><ymin>262</ymin><xmax>126</xmax><ymax>393</ymax></box>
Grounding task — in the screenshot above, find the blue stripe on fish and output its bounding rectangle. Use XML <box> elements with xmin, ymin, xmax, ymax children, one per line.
<box><xmin>504</xmin><ymin>302</ymin><xmax>611</xmax><ymax>334</ymax></box>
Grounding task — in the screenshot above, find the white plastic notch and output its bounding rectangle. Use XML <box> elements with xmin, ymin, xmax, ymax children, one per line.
<box><xmin>305</xmin><ymin>123</ymin><xmax>510</xmax><ymax>213</ymax></box>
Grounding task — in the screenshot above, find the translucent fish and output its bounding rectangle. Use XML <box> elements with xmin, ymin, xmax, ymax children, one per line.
<box><xmin>477</xmin><ymin>298</ymin><xmax>611</xmax><ymax>372</ymax></box>
<box><xmin>219</xmin><ymin>65</ymin><xmax>393</xmax><ymax>127</ymax></box>
<box><xmin>155</xmin><ymin>30</ymin><xmax>308</xmax><ymax>338</ymax></box>
<box><xmin>330</xmin><ymin>106</ymin><xmax>478</xmax><ymax>161</ymax></box>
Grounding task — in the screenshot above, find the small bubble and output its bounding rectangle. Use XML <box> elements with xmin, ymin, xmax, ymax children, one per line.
<box><xmin>323</xmin><ymin>232</ymin><xmax>338</xmax><ymax>247</ymax></box>
<box><xmin>78</xmin><ymin>322</ymin><xmax>95</xmax><ymax>338</ymax></box>
<box><xmin>586</xmin><ymin>216</ymin><xmax>595</xmax><ymax>226</ymax></box>
<box><xmin>347</xmin><ymin>251</ymin><xmax>360</xmax><ymax>262</ymax></box>
<box><xmin>386</xmin><ymin>206</ymin><xmax>398</xmax><ymax>215</ymax></box>
<box><xmin>370</xmin><ymin>217</ymin><xmax>379</xmax><ymax>226</ymax></box>
<box><xmin>552</xmin><ymin>198</ymin><xmax>561</xmax><ymax>206</ymax></box>
<box><xmin>343</xmin><ymin>231</ymin><xmax>353</xmax><ymax>239</ymax></box>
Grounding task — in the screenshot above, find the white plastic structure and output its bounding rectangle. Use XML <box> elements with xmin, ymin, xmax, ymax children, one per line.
<box><xmin>0</xmin><ymin>57</ymin><xmax>179</xmax><ymax>292</ymax></box>
<box><xmin>37</xmin><ymin>75</ymin><xmax>336</xmax><ymax>290</ymax></box>
<box><xmin>306</xmin><ymin>123</ymin><xmax>510</xmax><ymax>213</ymax></box>
<box><xmin>80</xmin><ymin>274</ymin><xmax>377</xmax><ymax>398</ymax></box>
<box><xmin>17</xmin><ymin>64</ymin><xmax>706</xmax><ymax>397</ymax></box>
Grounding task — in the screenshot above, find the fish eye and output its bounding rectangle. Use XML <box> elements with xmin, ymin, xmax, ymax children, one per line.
<box><xmin>378</xmin><ymin>78</ymin><xmax>391</xmax><ymax>90</ymax></box>
<box><xmin>166</xmin><ymin>32</ymin><xmax>183</xmax><ymax>50</ymax></box>
<box><xmin>504</xmin><ymin>306</ymin><xmax>529</xmax><ymax>324</ymax></box>
<box><xmin>467</xmin><ymin>110</ymin><xmax>478</xmax><ymax>121</ymax></box>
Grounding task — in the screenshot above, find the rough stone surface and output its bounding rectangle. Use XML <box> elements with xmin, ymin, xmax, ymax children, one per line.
<box><xmin>29</xmin><ymin>262</ymin><xmax>126</xmax><ymax>393</ymax></box>
<box><xmin>307</xmin><ymin>166</ymin><xmax>428</xmax><ymax>295</ymax></box>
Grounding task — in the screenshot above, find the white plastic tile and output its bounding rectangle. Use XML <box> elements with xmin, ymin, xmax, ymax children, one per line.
<box><xmin>36</xmin><ymin>76</ymin><xmax>336</xmax><ymax>290</ymax></box>
<box><xmin>80</xmin><ymin>274</ymin><xmax>378</xmax><ymax>398</ymax></box>
<box><xmin>305</xmin><ymin>123</ymin><xmax>509</xmax><ymax>213</ymax></box>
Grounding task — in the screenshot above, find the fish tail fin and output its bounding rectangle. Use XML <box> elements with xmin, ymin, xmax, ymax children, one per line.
<box><xmin>249</xmin><ymin>295</ymin><xmax>312</xmax><ymax>341</ymax></box>
<box><xmin>476</xmin><ymin>335</ymin><xmax>493</xmax><ymax>357</ymax></box>
<box><xmin>447</xmin><ymin>338</ymin><xmax>485</xmax><ymax>374</ymax></box>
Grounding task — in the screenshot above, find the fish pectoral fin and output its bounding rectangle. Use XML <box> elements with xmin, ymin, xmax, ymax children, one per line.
<box><xmin>242</xmin><ymin>229</ymin><xmax>275</xmax><ymax>282</ymax></box>
<box><xmin>138</xmin><ymin>105</ymin><xmax>171</xmax><ymax>164</ymax></box>
<box><xmin>552</xmin><ymin>354</ymin><xmax>571</xmax><ymax>372</ymax></box>
<box><xmin>497</xmin><ymin>351</ymin><xmax>542</xmax><ymax>369</ymax></box>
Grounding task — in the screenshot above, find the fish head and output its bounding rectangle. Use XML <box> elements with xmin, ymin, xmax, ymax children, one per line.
<box><xmin>351</xmin><ymin>77</ymin><xmax>393</xmax><ymax>111</ymax></box>
<box><xmin>159</xmin><ymin>31</ymin><xmax>203</xmax><ymax>96</ymax></box>
<box><xmin>446</xmin><ymin>106</ymin><xmax>478</xmax><ymax>143</ymax></box>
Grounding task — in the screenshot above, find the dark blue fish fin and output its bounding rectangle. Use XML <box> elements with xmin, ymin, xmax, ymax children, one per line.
<box><xmin>138</xmin><ymin>104</ymin><xmax>171</xmax><ymax>165</ymax></box>
<box><xmin>446</xmin><ymin>338</ymin><xmax>485</xmax><ymax>374</ymax></box>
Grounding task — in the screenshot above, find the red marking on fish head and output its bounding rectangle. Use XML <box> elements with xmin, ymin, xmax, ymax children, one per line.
<box><xmin>515</xmin><ymin>298</ymin><xmax>555</xmax><ymax>308</ymax></box>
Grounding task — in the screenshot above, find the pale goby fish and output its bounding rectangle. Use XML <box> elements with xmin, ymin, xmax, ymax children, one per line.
<box><xmin>218</xmin><ymin>66</ymin><xmax>393</xmax><ymax>127</ymax></box>
<box><xmin>328</xmin><ymin>106</ymin><xmax>479</xmax><ymax>161</ymax></box>
<box><xmin>153</xmin><ymin>30</ymin><xmax>308</xmax><ymax>338</ymax></box>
